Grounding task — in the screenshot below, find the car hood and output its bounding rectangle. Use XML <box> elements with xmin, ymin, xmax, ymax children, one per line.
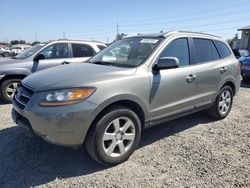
<box><xmin>0</xmin><ymin>58</ymin><xmax>24</xmax><ymax>65</ymax></box>
<box><xmin>23</xmin><ymin>63</ymin><xmax>137</xmax><ymax>91</ymax></box>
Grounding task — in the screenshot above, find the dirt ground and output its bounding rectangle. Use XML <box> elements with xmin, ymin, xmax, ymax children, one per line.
<box><xmin>0</xmin><ymin>84</ymin><xmax>249</xmax><ymax>188</ymax></box>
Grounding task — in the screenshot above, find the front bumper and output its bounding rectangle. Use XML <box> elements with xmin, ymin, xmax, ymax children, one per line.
<box><xmin>12</xmin><ymin>98</ymin><xmax>98</xmax><ymax>148</ymax></box>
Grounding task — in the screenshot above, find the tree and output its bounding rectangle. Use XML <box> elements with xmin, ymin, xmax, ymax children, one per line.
<box><xmin>19</xmin><ymin>40</ymin><xmax>26</xmax><ymax>44</ymax></box>
<box><xmin>10</xmin><ymin>40</ymin><xmax>20</xmax><ymax>45</ymax></box>
<box><xmin>10</xmin><ymin>40</ymin><xmax>27</xmax><ymax>45</ymax></box>
<box><xmin>31</xmin><ymin>41</ymin><xmax>40</xmax><ymax>46</ymax></box>
<box><xmin>227</xmin><ymin>33</ymin><xmax>238</xmax><ymax>48</ymax></box>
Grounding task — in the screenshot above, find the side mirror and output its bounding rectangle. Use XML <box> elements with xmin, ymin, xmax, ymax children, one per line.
<box><xmin>34</xmin><ymin>54</ymin><xmax>45</xmax><ymax>62</ymax></box>
<box><xmin>153</xmin><ymin>57</ymin><xmax>179</xmax><ymax>71</ymax></box>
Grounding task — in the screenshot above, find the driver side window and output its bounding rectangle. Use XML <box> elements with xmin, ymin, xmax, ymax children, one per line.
<box><xmin>160</xmin><ymin>38</ymin><xmax>190</xmax><ymax>66</ymax></box>
<box><xmin>40</xmin><ymin>43</ymin><xmax>69</xmax><ymax>59</ymax></box>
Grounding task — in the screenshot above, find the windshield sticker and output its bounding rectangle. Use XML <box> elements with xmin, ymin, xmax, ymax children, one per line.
<box><xmin>140</xmin><ymin>39</ymin><xmax>159</xmax><ymax>44</ymax></box>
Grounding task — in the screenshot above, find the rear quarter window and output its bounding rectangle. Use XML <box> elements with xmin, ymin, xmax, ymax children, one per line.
<box><xmin>214</xmin><ymin>40</ymin><xmax>232</xmax><ymax>58</ymax></box>
<box><xmin>97</xmin><ymin>45</ymin><xmax>106</xmax><ymax>51</ymax></box>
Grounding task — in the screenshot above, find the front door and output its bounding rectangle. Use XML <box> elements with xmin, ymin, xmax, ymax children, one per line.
<box><xmin>149</xmin><ymin>38</ymin><xmax>197</xmax><ymax>123</ymax></box>
<box><xmin>33</xmin><ymin>43</ymin><xmax>70</xmax><ymax>72</ymax></box>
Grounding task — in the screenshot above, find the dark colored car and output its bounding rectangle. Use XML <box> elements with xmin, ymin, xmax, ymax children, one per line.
<box><xmin>239</xmin><ymin>56</ymin><xmax>250</xmax><ymax>82</ymax></box>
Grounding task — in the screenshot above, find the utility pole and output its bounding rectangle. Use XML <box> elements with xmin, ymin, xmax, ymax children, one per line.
<box><xmin>63</xmin><ymin>30</ymin><xmax>66</xmax><ymax>38</ymax></box>
<box><xmin>106</xmin><ymin>37</ymin><xmax>109</xmax><ymax>45</ymax></box>
<box><xmin>35</xmin><ymin>33</ymin><xmax>37</xmax><ymax>42</ymax></box>
<box><xmin>116</xmin><ymin>22</ymin><xmax>119</xmax><ymax>36</ymax></box>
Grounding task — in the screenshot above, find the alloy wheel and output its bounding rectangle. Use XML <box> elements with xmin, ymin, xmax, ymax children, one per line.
<box><xmin>102</xmin><ymin>117</ymin><xmax>136</xmax><ymax>158</ymax></box>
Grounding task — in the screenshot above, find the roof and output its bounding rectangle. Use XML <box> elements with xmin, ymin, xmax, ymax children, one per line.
<box><xmin>56</xmin><ymin>38</ymin><xmax>104</xmax><ymax>44</ymax></box>
<box><xmin>238</xmin><ymin>25</ymin><xmax>250</xmax><ymax>31</ymax></box>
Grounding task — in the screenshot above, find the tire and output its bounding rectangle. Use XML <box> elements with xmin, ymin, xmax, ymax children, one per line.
<box><xmin>3</xmin><ymin>52</ymin><xmax>10</xmax><ymax>57</ymax></box>
<box><xmin>207</xmin><ymin>86</ymin><xmax>233</xmax><ymax>120</ymax></box>
<box><xmin>0</xmin><ymin>79</ymin><xmax>22</xmax><ymax>103</ymax></box>
<box><xmin>85</xmin><ymin>105</ymin><xmax>142</xmax><ymax>166</ymax></box>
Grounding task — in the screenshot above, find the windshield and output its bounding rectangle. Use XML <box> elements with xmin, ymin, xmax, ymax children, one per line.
<box><xmin>15</xmin><ymin>43</ymin><xmax>46</xmax><ymax>59</ymax></box>
<box><xmin>90</xmin><ymin>37</ymin><xmax>162</xmax><ymax>67</ymax></box>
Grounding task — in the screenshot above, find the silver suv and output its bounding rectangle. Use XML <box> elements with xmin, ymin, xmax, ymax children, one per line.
<box><xmin>0</xmin><ymin>39</ymin><xmax>106</xmax><ymax>103</ymax></box>
<box><xmin>12</xmin><ymin>31</ymin><xmax>241</xmax><ymax>165</ymax></box>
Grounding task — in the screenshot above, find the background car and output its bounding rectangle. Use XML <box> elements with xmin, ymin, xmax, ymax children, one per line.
<box><xmin>10</xmin><ymin>45</ymin><xmax>31</xmax><ymax>55</ymax></box>
<box><xmin>237</xmin><ymin>49</ymin><xmax>250</xmax><ymax>82</ymax></box>
<box><xmin>0</xmin><ymin>39</ymin><xmax>106</xmax><ymax>103</ymax></box>
<box><xmin>0</xmin><ymin>47</ymin><xmax>14</xmax><ymax>57</ymax></box>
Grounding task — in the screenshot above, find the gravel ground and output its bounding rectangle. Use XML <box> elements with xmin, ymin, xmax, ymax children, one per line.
<box><xmin>0</xmin><ymin>84</ymin><xmax>249</xmax><ymax>188</ymax></box>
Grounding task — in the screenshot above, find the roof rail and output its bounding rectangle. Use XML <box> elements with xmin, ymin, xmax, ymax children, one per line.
<box><xmin>57</xmin><ymin>38</ymin><xmax>103</xmax><ymax>43</ymax></box>
<box><xmin>168</xmin><ymin>31</ymin><xmax>221</xmax><ymax>38</ymax></box>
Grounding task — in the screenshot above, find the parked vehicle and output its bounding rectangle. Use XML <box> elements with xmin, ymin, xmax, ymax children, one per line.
<box><xmin>0</xmin><ymin>39</ymin><xmax>106</xmax><ymax>102</ymax></box>
<box><xmin>10</xmin><ymin>45</ymin><xmax>31</xmax><ymax>55</ymax></box>
<box><xmin>0</xmin><ymin>47</ymin><xmax>15</xmax><ymax>57</ymax></box>
<box><xmin>12</xmin><ymin>31</ymin><xmax>241</xmax><ymax>165</ymax></box>
<box><xmin>238</xmin><ymin>51</ymin><xmax>250</xmax><ymax>82</ymax></box>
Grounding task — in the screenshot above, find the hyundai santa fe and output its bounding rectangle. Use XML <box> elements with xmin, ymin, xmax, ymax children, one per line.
<box><xmin>12</xmin><ymin>31</ymin><xmax>241</xmax><ymax>165</ymax></box>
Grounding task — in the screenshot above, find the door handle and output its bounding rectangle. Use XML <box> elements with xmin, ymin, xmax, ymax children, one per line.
<box><xmin>186</xmin><ymin>74</ymin><xmax>196</xmax><ymax>83</ymax></box>
<box><xmin>220</xmin><ymin>67</ymin><xmax>227</xmax><ymax>73</ymax></box>
<box><xmin>61</xmin><ymin>61</ymin><xmax>70</xmax><ymax>65</ymax></box>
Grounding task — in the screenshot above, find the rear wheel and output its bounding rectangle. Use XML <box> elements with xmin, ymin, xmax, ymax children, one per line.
<box><xmin>85</xmin><ymin>106</ymin><xmax>142</xmax><ymax>166</ymax></box>
<box><xmin>0</xmin><ymin>79</ymin><xmax>21</xmax><ymax>103</ymax></box>
<box><xmin>207</xmin><ymin>86</ymin><xmax>233</xmax><ymax>120</ymax></box>
<box><xmin>3</xmin><ymin>52</ymin><xmax>10</xmax><ymax>57</ymax></box>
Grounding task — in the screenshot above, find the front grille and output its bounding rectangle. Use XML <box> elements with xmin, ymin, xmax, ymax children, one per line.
<box><xmin>13</xmin><ymin>84</ymin><xmax>34</xmax><ymax>109</ymax></box>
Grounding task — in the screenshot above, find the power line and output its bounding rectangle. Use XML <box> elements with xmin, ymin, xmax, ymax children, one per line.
<box><xmin>120</xmin><ymin>8</ymin><xmax>250</xmax><ymax>27</ymax></box>
<box><xmin>118</xmin><ymin>0</ymin><xmax>250</xmax><ymax>24</ymax></box>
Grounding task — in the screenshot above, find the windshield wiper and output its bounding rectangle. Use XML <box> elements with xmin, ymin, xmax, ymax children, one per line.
<box><xmin>91</xmin><ymin>61</ymin><xmax>115</xmax><ymax>66</ymax></box>
<box><xmin>91</xmin><ymin>61</ymin><xmax>136</xmax><ymax>68</ymax></box>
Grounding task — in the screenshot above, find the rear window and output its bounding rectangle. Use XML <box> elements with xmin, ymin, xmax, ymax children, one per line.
<box><xmin>97</xmin><ymin>45</ymin><xmax>106</xmax><ymax>51</ymax></box>
<box><xmin>193</xmin><ymin>38</ymin><xmax>214</xmax><ymax>63</ymax></box>
<box><xmin>214</xmin><ymin>40</ymin><xmax>231</xmax><ymax>58</ymax></box>
<box><xmin>72</xmin><ymin>43</ymin><xmax>95</xmax><ymax>57</ymax></box>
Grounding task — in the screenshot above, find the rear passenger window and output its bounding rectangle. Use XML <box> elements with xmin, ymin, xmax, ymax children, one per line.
<box><xmin>214</xmin><ymin>40</ymin><xmax>231</xmax><ymax>58</ymax></box>
<box><xmin>193</xmin><ymin>38</ymin><xmax>214</xmax><ymax>63</ymax></box>
<box><xmin>160</xmin><ymin>38</ymin><xmax>189</xmax><ymax>66</ymax></box>
<box><xmin>72</xmin><ymin>43</ymin><xmax>95</xmax><ymax>57</ymax></box>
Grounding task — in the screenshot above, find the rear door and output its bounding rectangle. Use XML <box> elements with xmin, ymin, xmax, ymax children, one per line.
<box><xmin>69</xmin><ymin>43</ymin><xmax>96</xmax><ymax>63</ymax></box>
<box><xmin>191</xmin><ymin>38</ymin><xmax>224</xmax><ymax>106</ymax></box>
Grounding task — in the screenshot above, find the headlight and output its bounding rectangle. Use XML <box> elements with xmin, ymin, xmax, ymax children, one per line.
<box><xmin>40</xmin><ymin>87</ymin><xmax>96</xmax><ymax>107</ymax></box>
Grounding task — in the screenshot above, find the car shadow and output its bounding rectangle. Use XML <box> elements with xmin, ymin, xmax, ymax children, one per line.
<box><xmin>0</xmin><ymin>111</ymin><xmax>214</xmax><ymax>187</ymax></box>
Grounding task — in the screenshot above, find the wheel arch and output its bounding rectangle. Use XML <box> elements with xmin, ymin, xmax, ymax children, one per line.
<box><xmin>0</xmin><ymin>74</ymin><xmax>27</xmax><ymax>86</ymax></box>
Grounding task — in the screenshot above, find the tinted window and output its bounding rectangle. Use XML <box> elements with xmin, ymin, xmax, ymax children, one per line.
<box><xmin>72</xmin><ymin>44</ymin><xmax>94</xmax><ymax>57</ymax></box>
<box><xmin>210</xmin><ymin>41</ymin><xmax>220</xmax><ymax>60</ymax></box>
<box><xmin>193</xmin><ymin>38</ymin><xmax>214</xmax><ymax>63</ymax></box>
<box><xmin>214</xmin><ymin>40</ymin><xmax>231</xmax><ymax>58</ymax></box>
<box><xmin>40</xmin><ymin>43</ymin><xmax>69</xmax><ymax>59</ymax></box>
<box><xmin>97</xmin><ymin>45</ymin><xmax>106</xmax><ymax>51</ymax></box>
<box><xmin>160</xmin><ymin>38</ymin><xmax>189</xmax><ymax>66</ymax></box>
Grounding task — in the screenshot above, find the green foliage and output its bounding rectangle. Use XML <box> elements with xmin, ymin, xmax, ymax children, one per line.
<box><xmin>10</xmin><ymin>40</ymin><xmax>26</xmax><ymax>45</ymax></box>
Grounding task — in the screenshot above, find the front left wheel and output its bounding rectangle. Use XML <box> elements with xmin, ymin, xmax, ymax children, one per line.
<box><xmin>0</xmin><ymin>79</ymin><xmax>21</xmax><ymax>103</ymax></box>
<box><xmin>85</xmin><ymin>106</ymin><xmax>142</xmax><ymax>166</ymax></box>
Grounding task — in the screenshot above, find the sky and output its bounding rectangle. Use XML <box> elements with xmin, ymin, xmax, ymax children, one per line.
<box><xmin>1</xmin><ymin>0</ymin><xmax>250</xmax><ymax>43</ymax></box>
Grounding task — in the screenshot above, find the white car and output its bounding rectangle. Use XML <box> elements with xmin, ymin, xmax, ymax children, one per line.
<box><xmin>10</xmin><ymin>45</ymin><xmax>31</xmax><ymax>55</ymax></box>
